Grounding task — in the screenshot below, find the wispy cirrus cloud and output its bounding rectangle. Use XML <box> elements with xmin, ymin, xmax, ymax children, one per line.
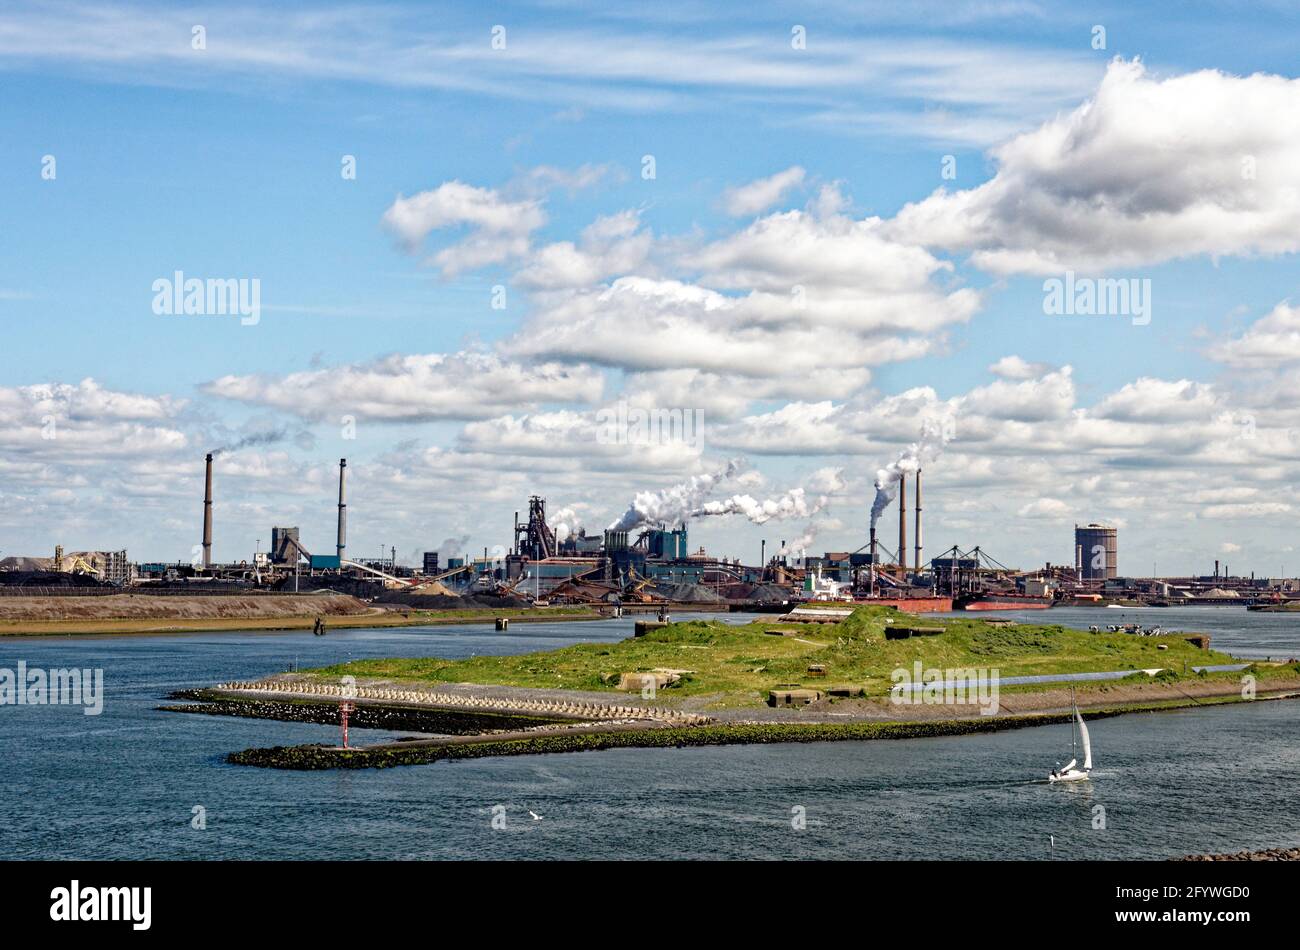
<box><xmin>0</xmin><ymin>2</ymin><xmax>1100</xmax><ymax>144</ymax></box>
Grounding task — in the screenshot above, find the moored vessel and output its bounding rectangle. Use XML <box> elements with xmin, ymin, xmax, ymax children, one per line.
<box><xmin>955</xmin><ymin>592</ymin><xmax>1053</xmax><ymax>611</ymax></box>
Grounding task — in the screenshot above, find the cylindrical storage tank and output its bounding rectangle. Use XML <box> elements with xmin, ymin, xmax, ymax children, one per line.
<box><xmin>1074</xmin><ymin>524</ymin><xmax>1118</xmax><ymax>580</ymax></box>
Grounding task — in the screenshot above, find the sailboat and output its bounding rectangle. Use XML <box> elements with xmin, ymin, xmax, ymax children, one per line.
<box><xmin>1048</xmin><ymin>692</ymin><xmax>1092</xmax><ymax>783</ymax></box>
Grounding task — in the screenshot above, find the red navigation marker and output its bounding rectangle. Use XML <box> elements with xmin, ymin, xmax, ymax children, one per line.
<box><xmin>339</xmin><ymin>701</ymin><xmax>356</xmax><ymax>749</ymax></box>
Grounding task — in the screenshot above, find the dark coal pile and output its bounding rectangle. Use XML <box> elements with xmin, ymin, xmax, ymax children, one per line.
<box><xmin>274</xmin><ymin>575</ymin><xmax>382</xmax><ymax>598</ymax></box>
<box><xmin>722</xmin><ymin>582</ymin><xmax>792</xmax><ymax>602</ymax></box>
<box><xmin>652</xmin><ymin>582</ymin><xmax>725</xmax><ymax>603</ymax></box>
<box><xmin>0</xmin><ymin>571</ymin><xmax>106</xmax><ymax>588</ymax></box>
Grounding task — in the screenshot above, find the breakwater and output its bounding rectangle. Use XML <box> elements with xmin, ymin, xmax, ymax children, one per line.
<box><xmin>1179</xmin><ymin>847</ymin><xmax>1300</xmax><ymax>861</ymax></box>
<box><xmin>202</xmin><ymin>678</ymin><xmax>710</xmax><ymax>725</ymax></box>
<box><xmin>162</xmin><ymin>691</ymin><xmax>568</xmax><ymax>734</ymax></box>
<box><xmin>226</xmin><ymin>694</ymin><xmax>1277</xmax><ymax>770</ymax></box>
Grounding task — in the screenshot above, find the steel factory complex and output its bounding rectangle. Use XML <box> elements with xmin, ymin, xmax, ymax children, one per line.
<box><xmin>1</xmin><ymin>452</ymin><xmax>1297</xmax><ymax>612</ymax></box>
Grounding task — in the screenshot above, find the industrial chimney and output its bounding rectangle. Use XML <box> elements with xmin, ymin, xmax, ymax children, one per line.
<box><xmin>202</xmin><ymin>452</ymin><xmax>214</xmax><ymax>569</ymax></box>
<box><xmin>868</xmin><ymin>525</ymin><xmax>878</xmax><ymax>596</ymax></box>
<box><xmin>914</xmin><ymin>469</ymin><xmax>923</xmax><ymax>573</ymax></box>
<box><xmin>336</xmin><ymin>458</ymin><xmax>347</xmax><ymax>562</ymax></box>
<box><xmin>898</xmin><ymin>472</ymin><xmax>908</xmax><ymax>575</ymax></box>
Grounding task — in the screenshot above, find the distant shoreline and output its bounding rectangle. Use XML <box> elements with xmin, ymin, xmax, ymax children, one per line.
<box><xmin>0</xmin><ymin>597</ymin><xmax>604</xmax><ymax>637</ymax></box>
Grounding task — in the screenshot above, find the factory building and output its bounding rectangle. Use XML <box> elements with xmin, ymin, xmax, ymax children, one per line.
<box><xmin>1074</xmin><ymin>523</ymin><xmax>1118</xmax><ymax>580</ymax></box>
<box><xmin>645</xmin><ymin>527</ymin><xmax>688</xmax><ymax>560</ymax></box>
<box><xmin>270</xmin><ymin>527</ymin><xmax>300</xmax><ymax>565</ymax></box>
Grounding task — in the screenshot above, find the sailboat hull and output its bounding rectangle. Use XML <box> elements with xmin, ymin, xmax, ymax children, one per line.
<box><xmin>1049</xmin><ymin>769</ymin><xmax>1090</xmax><ymax>783</ymax></box>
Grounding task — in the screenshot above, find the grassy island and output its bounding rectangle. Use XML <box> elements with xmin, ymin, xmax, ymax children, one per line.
<box><xmin>175</xmin><ymin>606</ymin><xmax>1300</xmax><ymax>769</ymax></box>
<box><xmin>306</xmin><ymin>606</ymin><xmax>1242</xmax><ymax>707</ymax></box>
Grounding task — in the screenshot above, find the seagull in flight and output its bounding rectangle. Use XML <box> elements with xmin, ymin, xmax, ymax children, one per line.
<box><xmin>528</xmin><ymin>810</ymin><xmax>543</xmax><ymax>821</ymax></box>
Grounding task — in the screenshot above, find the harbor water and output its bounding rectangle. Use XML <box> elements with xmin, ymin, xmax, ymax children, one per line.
<box><xmin>2</xmin><ymin>608</ymin><xmax>1298</xmax><ymax>860</ymax></box>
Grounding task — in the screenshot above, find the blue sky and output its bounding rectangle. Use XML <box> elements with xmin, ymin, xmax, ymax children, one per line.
<box><xmin>3</xmin><ymin>0</ymin><xmax>1300</xmax><ymax>577</ymax></box>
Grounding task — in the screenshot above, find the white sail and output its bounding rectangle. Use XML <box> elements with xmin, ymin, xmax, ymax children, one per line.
<box><xmin>1077</xmin><ymin>708</ymin><xmax>1092</xmax><ymax>771</ymax></box>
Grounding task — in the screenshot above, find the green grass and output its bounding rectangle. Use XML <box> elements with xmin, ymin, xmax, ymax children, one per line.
<box><xmin>305</xmin><ymin>606</ymin><xmax>1240</xmax><ymax>706</ymax></box>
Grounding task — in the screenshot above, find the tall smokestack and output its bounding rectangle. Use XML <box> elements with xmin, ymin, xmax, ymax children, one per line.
<box><xmin>898</xmin><ymin>472</ymin><xmax>908</xmax><ymax>574</ymax></box>
<box><xmin>914</xmin><ymin>469</ymin><xmax>923</xmax><ymax>572</ymax></box>
<box><xmin>202</xmin><ymin>452</ymin><xmax>213</xmax><ymax>569</ymax></box>
<box><xmin>336</xmin><ymin>458</ymin><xmax>347</xmax><ymax>562</ymax></box>
<box><xmin>869</xmin><ymin>525</ymin><xmax>877</xmax><ymax>596</ymax></box>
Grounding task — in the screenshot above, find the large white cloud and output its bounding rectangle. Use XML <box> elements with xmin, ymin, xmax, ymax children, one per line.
<box><xmin>888</xmin><ymin>59</ymin><xmax>1300</xmax><ymax>274</ymax></box>
<box><xmin>1</xmin><ymin>378</ymin><xmax>185</xmax><ymax>421</ymax></box>
<box><xmin>0</xmin><ymin>378</ymin><xmax>187</xmax><ymax>461</ymax></box>
<box><xmin>1092</xmin><ymin>378</ymin><xmax>1223</xmax><ymax>422</ymax></box>
<box><xmin>203</xmin><ymin>352</ymin><xmax>603</xmax><ymax>422</ymax></box>
<box><xmin>514</xmin><ymin>211</ymin><xmax>653</xmax><ymax>290</ymax></box>
<box><xmin>382</xmin><ymin>181</ymin><xmax>546</xmax><ymax>276</ymax></box>
<box><xmin>510</xmin><ymin>198</ymin><xmax>980</xmax><ymax>382</ymax></box>
<box><xmin>1207</xmin><ymin>301</ymin><xmax>1300</xmax><ymax>369</ymax></box>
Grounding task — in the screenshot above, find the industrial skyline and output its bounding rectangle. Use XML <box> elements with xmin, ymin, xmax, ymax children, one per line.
<box><xmin>4</xmin><ymin>2</ymin><xmax>1300</xmax><ymax>578</ymax></box>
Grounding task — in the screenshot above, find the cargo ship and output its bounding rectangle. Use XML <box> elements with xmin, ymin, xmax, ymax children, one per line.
<box><xmin>856</xmin><ymin>595</ymin><xmax>953</xmax><ymax>613</ymax></box>
<box><xmin>955</xmin><ymin>592</ymin><xmax>1053</xmax><ymax>611</ymax></box>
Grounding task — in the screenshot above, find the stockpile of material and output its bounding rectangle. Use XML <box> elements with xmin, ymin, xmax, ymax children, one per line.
<box><xmin>719</xmin><ymin>582</ymin><xmax>792</xmax><ymax>602</ymax></box>
<box><xmin>750</xmin><ymin>583</ymin><xmax>793</xmax><ymax>602</ymax></box>
<box><xmin>275</xmin><ymin>575</ymin><xmax>380</xmax><ymax>598</ymax></box>
<box><xmin>0</xmin><ymin>571</ymin><xmax>105</xmax><ymax>588</ymax></box>
<box><xmin>652</xmin><ymin>582</ymin><xmax>725</xmax><ymax>603</ymax></box>
<box><xmin>376</xmin><ymin>589</ymin><xmax>531</xmax><ymax>610</ymax></box>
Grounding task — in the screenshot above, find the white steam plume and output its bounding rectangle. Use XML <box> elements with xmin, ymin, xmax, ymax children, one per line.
<box><xmin>694</xmin><ymin>468</ymin><xmax>844</xmax><ymax>525</ymax></box>
<box><xmin>869</xmin><ymin>421</ymin><xmax>952</xmax><ymax>531</ymax></box>
<box><xmin>551</xmin><ymin>506</ymin><xmax>582</xmax><ymax>543</ymax></box>
<box><xmin>779</xmin><ymin>524</ymin><xmax>818</xmax><ymax>558</ymax></box>
<box><xmin>607</xmin><ymin>459</ymin><xmax>745</xmax><ymax>531</ymax></box>
<box><xmin>694</xmin><ymin>488</ymin><xmax>818</xmax><ymax>524</ymax></box>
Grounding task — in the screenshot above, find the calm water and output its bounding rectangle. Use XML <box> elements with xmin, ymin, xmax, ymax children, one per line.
<box><xmin>944</xmin><ymin>604</ymin><xmax>1300</xmax><ymax>660</ymax></box>
<box><xmin>2</xmin><ymin>609</ymin><xmax>1298</xmax><ymax>860</ymax></box>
